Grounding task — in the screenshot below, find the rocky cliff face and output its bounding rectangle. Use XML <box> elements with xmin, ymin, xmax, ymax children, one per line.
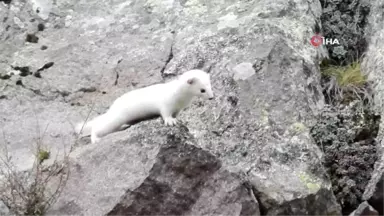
<box><xmin>0</xmin><ymin>0</ymin><xmax>383</xmax><ymax>215</ymax></box>
<box><xmin>361</xmin><ymin>0</ymin><xmax>384</xmax><ymax>214</ymax></box>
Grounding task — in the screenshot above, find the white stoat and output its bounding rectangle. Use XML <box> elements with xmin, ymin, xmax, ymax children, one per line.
<box><xmin>75</xmin><ymin>69</ymin><xmax>214</xmax><ymax>144</ymax></box>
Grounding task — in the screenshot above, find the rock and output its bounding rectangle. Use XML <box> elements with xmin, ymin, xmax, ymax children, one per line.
<box><xmin>232</xmin><ymin>62</ymin><xmax>255</xmax><ymax>81</ymax></box>
<box><xmin>349</xmin><ymin>201</ymin><xmax>379</xmax><ymax>216</ymax></box>
<box><xmin>48</xmin><ymin>124</ymin><xmax>260</xmax><ymax>215</ymax></box>
<box><xmin>0</xmin><ymin>201</ymin><xmax>10</xmax><ymax>215</ymax></box>
<box><xmin>361</xmin><ymin>0</ymin><xmax>384</xmax><ymax>215</ymax></box>
<box><xmin>163</xmin><ymin>0</ymin><xmax>339</xmax><ymax>213</ymax></box>
<box><xmin>0</xmin><ymin>0</ymin><xmax>345</xmax><ymax>215</ymax></box>
<box><xmin>363</xmin><ymin>155</ymin><xmax>384</xmax><ymax>215</ymax></box>
<box><xmin>30</xmin><ymin>0</ymin><xmax>52</xmax><ymax>20</ymax></box>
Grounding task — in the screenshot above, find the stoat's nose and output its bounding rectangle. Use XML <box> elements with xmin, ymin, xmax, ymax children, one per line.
<box><xmin>208</xmin><ymin>97</ymin><xmax>214</xmax><ymax>100</ymax></box>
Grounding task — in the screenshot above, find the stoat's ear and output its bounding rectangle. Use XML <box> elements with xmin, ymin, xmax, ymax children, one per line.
<box><xmin>187</xmin><ymin>78</ymin><xmax>194</xmax><ymax>85</ymax></box>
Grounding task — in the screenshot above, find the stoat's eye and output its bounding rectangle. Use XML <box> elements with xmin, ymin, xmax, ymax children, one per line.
<box><xmin>200</xmin><ymin>89</ymin><xmax>206</xmax><ymax>93</ymax></box>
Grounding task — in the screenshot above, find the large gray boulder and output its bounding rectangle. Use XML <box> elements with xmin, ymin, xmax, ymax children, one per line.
<box><xmin>47</xmin><ymin>124</ymin><xmax>260</xmax><ymax>215</ymax></box>
<box><xmin>349</xmin><ymin>201</ymin><xmax>379</xmax><ymax>216</ymax></box>
<box><xmin>0</xmin><ymin>0</ymin><xmax>343</xmax><ymax>215</ymax></box>
<box><xmin>361</xmin><ymin>0</ymin><xmax>384</xmax><ymax>215</ymax></box>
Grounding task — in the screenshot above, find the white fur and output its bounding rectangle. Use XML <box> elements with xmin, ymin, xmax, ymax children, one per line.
<box><xmin>75</xmin><ymin>69</ymin><xmax>214</xmax><ymax>143</ymax></box>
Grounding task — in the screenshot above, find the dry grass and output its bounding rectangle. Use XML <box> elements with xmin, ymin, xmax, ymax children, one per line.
<box><xmin>0</xmin><ymin>126</ymin><xmax>71</xmax><ymax>216</ymax></box>
<box><xmin>320</xmin><ymin>60</ymin><xmax>373</xmax><ymax>106</ymax></box>
<box><xmin>0</xmin><ymin>105</ymin><xmax>96</xmax><ymax>215</ymax></box>
<box><xmin>321</xmin><ymin>61</ymin><xmax>367</xmax><ymax>88</ymax></box>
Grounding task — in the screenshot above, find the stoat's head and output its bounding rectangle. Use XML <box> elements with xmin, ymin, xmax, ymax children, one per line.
<box><xmin>180</xmin><ymin>69</ymin><xmax>214</xmax><ymax>100</ymax></box>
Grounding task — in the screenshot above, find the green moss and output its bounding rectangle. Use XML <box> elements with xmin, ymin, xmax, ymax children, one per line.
<box><xmin>37</xmin><ymin>150</ymin><xmax>50</xmax><ymax>164</ymax></box>
<box><xmin>298</xmin><ymin>171</ymin><xmax>321</xmax><ymax>193</ymax></box>
<box><xmin>319</xmin><ymin>59</ymin><xmax>372</xmax><ymax>106</ymax></box>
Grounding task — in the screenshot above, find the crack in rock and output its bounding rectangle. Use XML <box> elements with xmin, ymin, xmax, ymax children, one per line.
<box><xmin>250</xmin><ymin>185</ymin><xmax>269</xmax><ymax>215</ymax></box>
<box><xmin>7</xmin><ymin>62</ymin><xmax>54</xmax><ymax>79</ymax></box>
<box><xmin>52</xmin><ymin>89</ymin><xmax>70</xmax><ymax>97</ymax></box>
<box><xmin>16</xmin><ymin>79</ymin><xmax>45</xmax><ymax>97</ymax></box>
<box><xmin>0</xmin><ymin>0</ymin><xmax>11</xmax><ymax>5</ymax></box>
<box><xmin>34</xmin><ymin>62</ymin><xmax>54</xmax><ymax>77</ymax></box>
<box><xmin>114</xmin><ymin>59</ymin><xmax>123</xmax><ymax>86</ymax></box>
<box><xmin>0</xmin><ymin>74</ymin><xmax>11</xmax><ymax>80</ymax></box>
<box><xmin>160</xmin><ymin>31</ymin><xmax>177</xmax><ymax>78</ymax></box>
<box><xmin>51</xmin><ymin>89</ymin><xmax>72</xmax><ymax>103</ymax></box>
<box><xmin>36</xmin><ymin>62</ymin><xmax>54</xmax><ymax>73</ymax></box>
<box><xmin>77</xmin><ymin>87</ymin><xmax>97</xmax><ymax>93</ymax></box>
<box><xmin>11</xmin><ymin>66</ymin><xmax>31</xmax><ymax>76</ymax></box>
<box><xmin>160</xmin><ymin>44</ymin><xmax>174</xmax><ymax>78</ymax></box>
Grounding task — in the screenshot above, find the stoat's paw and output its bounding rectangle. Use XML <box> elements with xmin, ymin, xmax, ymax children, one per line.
<box><xmin>164</xmin><ymin>117</ymin><xmax>178</xmax><ymax>126</ymax></box>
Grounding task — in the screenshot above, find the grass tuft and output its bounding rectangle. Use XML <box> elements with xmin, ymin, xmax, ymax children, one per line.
<box><xmin>320</xmin><ymin>59</ymin><xmax>373</xmax><ymax>107</ymax></box>
<box><xmin>321</xmin><ymin>61</ymin><xmax>367</xmax><ymax>88</ymax></box>
<box><xmin>37</xmin><ymin>150</ymin><xmax>50</xmax><ymax>164</ymax></box>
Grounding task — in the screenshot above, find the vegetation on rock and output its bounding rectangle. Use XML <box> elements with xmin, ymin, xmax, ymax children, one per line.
<box><xmin>319</xmin><ymin>0</ymin><xmax>370</xmax><ymax>64</ymax></box>
<box><xmin>0</xmin><ymin>131</ymin><xmax>71</xmax><ymax>215</ymax></box>
<box><xmin>320</xmin><ymin>60</ymin><xmax>372</xmax><ymax>106</ymax></box>
<box><xmin>311</xmin><ymin>59</ymin><xmax>380</xmax><ymax>215</ymax></box>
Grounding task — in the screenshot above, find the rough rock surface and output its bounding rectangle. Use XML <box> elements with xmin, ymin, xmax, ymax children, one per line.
<box><xmin>349</xmin><ymin>201</ymin><xmax>379</xmax><ymax>216</ymax></box>
<box><xmin>47</xmin><ymin>124</ymin><xmax>260</xmax><ymax>215</ymax></box>
<box><xmin>361</xmin><ymin>0</ymin><xmax>384</xmax><ymax>215</ymax></box>
<box><xmin>0</xmin><ymin>0</ymin><xmax>355</xmax><ymax>215</ymax></box>
<box><xmin>0</xmin><ymin>201</ymin><xmax>9</xmax><ymax>215</ymax></box>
